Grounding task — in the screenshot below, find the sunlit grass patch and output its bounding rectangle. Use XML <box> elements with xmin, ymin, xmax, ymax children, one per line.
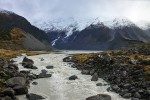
<box><xmin>0</xmin><ymin>49</ymin><xmax>42</xmax><ymax>60</ymax></box>
<box><xmin>72</xmin><ymin>53</ymin><xmax>94</xmax><ymax>63</ymax></box>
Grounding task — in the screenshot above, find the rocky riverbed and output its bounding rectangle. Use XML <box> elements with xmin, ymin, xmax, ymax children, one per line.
<box><xmin>0</xmin><ymin>54</ymin><xmax>53</xmax><ymax>100</ymax></box>
<box><xmin>2</xmin><ymin>51</ymin><xmax>127</xmax><ymax>100</ymax></box>
<box><xmin>63</xmin><ymin>47</ymin><xmax>150</xmax><ymax>100</ymax></box>
<box><xmin>1</xmin><ymin>47</ymin><xmax>149</xmax><ymax>100</ymax></box>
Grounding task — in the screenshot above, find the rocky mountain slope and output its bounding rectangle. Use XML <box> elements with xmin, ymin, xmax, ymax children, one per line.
<box><xmin>39</xmin><ymin>18</ymin><xmax>150</xmax><ymax>50</ymax></box>
<box><xmin>0</xmin><ymin>10</ymin><xmax>51</xmax><ymax>50</ymax></box>
<box><xmin>145</xmin><ymin>27</ymin><xmax>150</xmax><ymax>37</ymax></box>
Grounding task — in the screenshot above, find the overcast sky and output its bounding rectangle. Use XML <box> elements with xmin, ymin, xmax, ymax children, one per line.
<box><xmin>0</xmin><ymin>0</ymin><xmax>150</xmax><ymax>24</ymax></box>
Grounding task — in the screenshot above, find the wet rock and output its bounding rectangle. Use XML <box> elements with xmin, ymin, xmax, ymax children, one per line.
<box><xmin>41</xmin><ymin>69</ymin><xmax>47</xmax><ymax>74</ymax></box>
<box><xmin>0</xmin><ymin>96</ymin><xmax>12</xmax><ymax>100</ymax></box>
<box><xmin>90</xmin><ymin>69</ymin><xmax>95</xmax><ymax>75</ymax></box>
<box><xmin>111</xmin><ymin>85</ymin><xmax>120</xmax><ymax>92</ymax></box>
<box><xmin>6</xmin><ymin>77</ymin><xmax>26</xmax><ymax>87</ymax></box>
<box><xmin>20</xmin><ymin>70</ymin><xmax>30</xmax><ymax>74</ymax></box>
<box><xmin>1</xmin><ymin>88</ymin><xmax>15</xmax><ymax>98</ymax></box>
<box><xmin>4</xmin><ymin>69</ymin><xmax>17</xmax><ymax>77</ymax></box>
<box><xmin>22</xmin><ymin>57</ymin><xmax>34</xmax><ymax>65</ymax></box>
<box><xmin>40</xmin><ymin>58</ymin><xmax>44</xmax><ymax>61</ymax></box>
<box><xmin>38</xmin><ymin>72</ymin><xmax>52</xmax><ymax>78</ymax></box>
<box><xmin>134</xmin><ymin>92</ymin><xmax>141</xmax><ymax>98</ymax></box>
<box><xmin>31</xmin><ymin>66</ymin><xmax>38</xmax><ymax>69</ymax></box>
<box><xmin>28</xmin><ymin>74</ymin><xmax>38</xmax><ymax>80</ymax></box>
<box><xmin>14</xmin><ymin>72</ymin><xmax>27</xmax><ymax>78</ymax></box>
<box><xmin>8</xmin><ymin>64</ymin><xmax>18</xmax><ymax>70</ymax></box>
<box><xmin>0</xmin><ymin>60</ymin><xmax>5</xmax><ymax>67</ymax></box>
<box><xmin>121</xmin><ymin>71</ymin><xmax>127</xmax><ymax>77</ymax></box>
<box><xmin>86</xmin><ymin>94</ymin><xmax>111</xmax><ymax>100</ymax></box>
<box><xmin>123</xmin><ymin>84</ymin><xmax>131</xmax><ymax>89</ymax></box>
<box><xmin>96</xmin><ymin>83</ymin><xmax>103</xmax><ymax>86</ymax></box>
<box><xmin>46</xmin><ymin>66</ymin><xmax>53</xmax><ymax>69</ymax></box>
<box><xmin>119</xmin><ymin>89</ymin><xmax>128</xmax><ymax>96</ymax></box>
<box><xmin>26</xmin><ymin>93</ymin><xmax>45</xmax><ymax>100</ymax></box>
<box><xmin>63</xmin><ymin>56</ymin><xmax>73</xmax><ymax>62</ymax></box>
<box><xmin>106</xmin><ymin>87</ymin><xmax>112</xmax><ymax>92</ymax></box>
<box><xmin>132</xmin><ymin>70</ymin><xmax>143</xmax><ymax>75</ymax></box>
<box><xmin>3</xmin><ymin>63</ymin><xmax>9</xmax><ymax>68</ymax></box>
<box><xmin>123</xmin><ymin>93</ymin><xmax>131</xmax><ymax>98</ymax></box>
<box><xmin>0</xmin><ymin>71</ymin><xmax>7</xmax><ymax>77</ymax></box>
<box><xmin>12</xmin><ymin>97</ymin><xmax>19</xmax><ymax>100</ymax></box>
<box><xmin>81</xmin><ymin>70</ymin><xmax>90</xmax><ymax>75</ymax></box>
<box><xmin>131</xmin><ymin>98</ymin><xmax>139</xmax><ymax>100</ymax></box>
<box><xmin>103</xmin><ymin>84</ymin><xmax>109</xmax><ymax>86</ymax></box>
<box><xmin>69</xmin><ymin>75</ymin><xmax>78</xmax><ymax>80</ymax></box>
<box><xmin>32</xmin><ymin>82</ymin><xmax>38</xmax><ymax>85</ymax></box>
<box><xmin>91</xmin><ymin>73</ymin><xmax>98</xmax><ymax>81</ymax></box>
<box><xmin>22</xmin><ymin>63</ymin><xmax>37</xmax><ymax>69</ymax></box>
<box><xmin>13</xmin><ymin>85</ymin><xmax>28</xmax><ymax>95</ymax></box>
<box><xmin>22</xmin><ymin>57</ymin><xmax>37</xmax><ymax>69</ymax></box>
<box><xmin>146</xmin><ymin>90</ymin><xmax>150</xmax><ymax>95</ymax></box>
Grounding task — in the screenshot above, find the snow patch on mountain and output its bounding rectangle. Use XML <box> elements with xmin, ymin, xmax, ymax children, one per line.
<box><xmin>34</xmin><ymin>17</ymin><xmax>145</xmax><ymax>41</ymax></box>
<box><xmin>51</xmin><ymin>36</ymin><xmax>60</xmax><ymax>46</ymax></box>
<box><xmin>0</xmin><ymin>9</ymin><xmax>14</xmax><ymax>15</ymax></box>
<box><xmin>34</xmin><ymin>17</ymin><xmax>136</xmax><ymax>31</ymax></box>
<box><xmin>104</xmin><ymin>17</ymin><xmax>135</xmax><ymax>29</ymax></box>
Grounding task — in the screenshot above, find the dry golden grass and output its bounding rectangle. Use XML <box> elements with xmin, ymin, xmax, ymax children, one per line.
<box><xmin>0</xmin><ymin>28</ymin><xmax>25</xmax><ymax>50</ymax></box>
<box><xmin>0</xmin><ymin>49</ymin><xmax>42</xmax><ymax>60</ymax></box>
<box><xmin>9</xmin><ymin>28</ymin><xmax>24</xmax><ymax>40</ymax></box>
<box><xmin>144</xmin><ymin>65</ymin><xmax>150</xmax><ymax>74</ymax></box>
<box><xmin>72</xmin><ymin>53</ymin><xmax>94</xmax><ymax>63</ymax></box>
<box><xmin>72</xmin><ymin>50</ymin><xmax>150</xmax><ymax>80</ymax></box>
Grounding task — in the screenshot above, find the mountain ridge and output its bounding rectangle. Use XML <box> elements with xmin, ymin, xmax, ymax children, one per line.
<box><xmin>40</xmin><ymin>18</ymin><xmax>150</xmax><ymax>50</ymax></box>
<box><xmin>0</xmin><ymin>9</ymin><xmax>51</xmax><ymax>50</ymax></box>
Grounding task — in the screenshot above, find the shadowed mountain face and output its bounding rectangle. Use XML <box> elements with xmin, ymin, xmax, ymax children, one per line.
<box><xmin>46</xmin><ymin>20</ymin><xmax>150</xmax><ymax>50</ymax></box>
<box><xmin>0</xmin><ymin>10</ymin><xmax>51</xmax><ymax>50</ymax></box>
<box><xmin>144</xmin><ymin>28</ymin><xmax>150</xmax><ymax>37</ymax></box>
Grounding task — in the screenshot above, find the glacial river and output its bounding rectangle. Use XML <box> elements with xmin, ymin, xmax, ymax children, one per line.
<box><xmin>13</xmin><ymin>51</ymin><xmax>128</xmax><ymax>100</ymax></box>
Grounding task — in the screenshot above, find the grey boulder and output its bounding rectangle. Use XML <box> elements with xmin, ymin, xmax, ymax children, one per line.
<box><xmin>86</xmin><ymin>94</ymin><xmax>111</xmax><ymax>100</ymax></box>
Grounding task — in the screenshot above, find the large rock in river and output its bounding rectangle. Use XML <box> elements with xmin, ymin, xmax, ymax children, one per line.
<box><xmin>6</xmin><ymin>77</ymin><xmax>26</xmax><ymax>87</ymax></box>
<box><xmin>86</xmin><ymin>94</ymin><xmax>111</xmax><ymax>100</ymax></box>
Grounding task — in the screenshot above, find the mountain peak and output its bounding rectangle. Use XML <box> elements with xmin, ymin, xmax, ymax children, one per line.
<box><xmin>34</xmin><ymin>17</ymin><xmax>137</xmax><ymax>32</ymax></box>
<box><xmin>0</xmin><ymin>9</ymin><xmax>15</xmax><ymax>15</ymax></box>
<box><xmin>103</xmin><ymin>17</ymin><xmax>135</xmax><ymax>29</ymax></box>
<box><xmin>113</xmin><ymin>18</ymin><xmax>134</xmax><ymax>26</ymax></box>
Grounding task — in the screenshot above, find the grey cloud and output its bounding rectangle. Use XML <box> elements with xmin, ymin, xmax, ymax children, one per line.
<box><xmin>0</xmin><ymin>0</ymin><xmax>150</xmax><ymax>24</ymax></box>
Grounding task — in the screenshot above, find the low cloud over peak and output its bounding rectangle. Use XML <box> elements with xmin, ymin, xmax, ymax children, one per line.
<box><xmin>0</xmin><ymin>0</ymin><xmax>150</xmax><ymax>25</ymax></box>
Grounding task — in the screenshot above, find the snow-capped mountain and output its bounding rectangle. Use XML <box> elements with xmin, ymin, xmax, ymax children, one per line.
<box><xmin>106</xmin><ymin>18</ymin><xmax>135</xmax><ymax>28</ymax></box>
<box><xmin>34</xmin><ymin>17</ymin><xmax>150</xmax><ymax>50</ymax></box>
<box><xmin>34</xmin><ymin>17</ymin><xmax>137</xmax><ymax>35</ymax></box>
<box><xmin>0</xmin><ymin>9</ymin><xmax>14</xmax><ymax>15</ymax></box>
<box><xmin>35</xmin><ymin>17</ymin><xmax>136</xmax><ymax>29</ymax></box>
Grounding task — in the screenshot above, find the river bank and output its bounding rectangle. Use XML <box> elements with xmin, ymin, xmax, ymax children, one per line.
<box><xmin>1</xmin><ymin>47</ymin><xmax>149</xmax><ymax>100</ymax></box>
<box><xmin>63</xmin><ymin>47</ymin><xmax>150</xmax><ymax>100</ymax></box>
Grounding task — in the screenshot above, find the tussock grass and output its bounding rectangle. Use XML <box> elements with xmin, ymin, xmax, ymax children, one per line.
<box><xmin>72</xmin><ymin>53</ymin><xmax>94</xmax><ymax>63</ymax></box>
<box><xmin>0</xmin><ymin>49</ymin><xmax>42</xmax><ymax>60</ymax></box>
<box><xmin>72</xmin><ymin>49</ymin><xmax>150</xmax><ymax>80</ymax></box>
